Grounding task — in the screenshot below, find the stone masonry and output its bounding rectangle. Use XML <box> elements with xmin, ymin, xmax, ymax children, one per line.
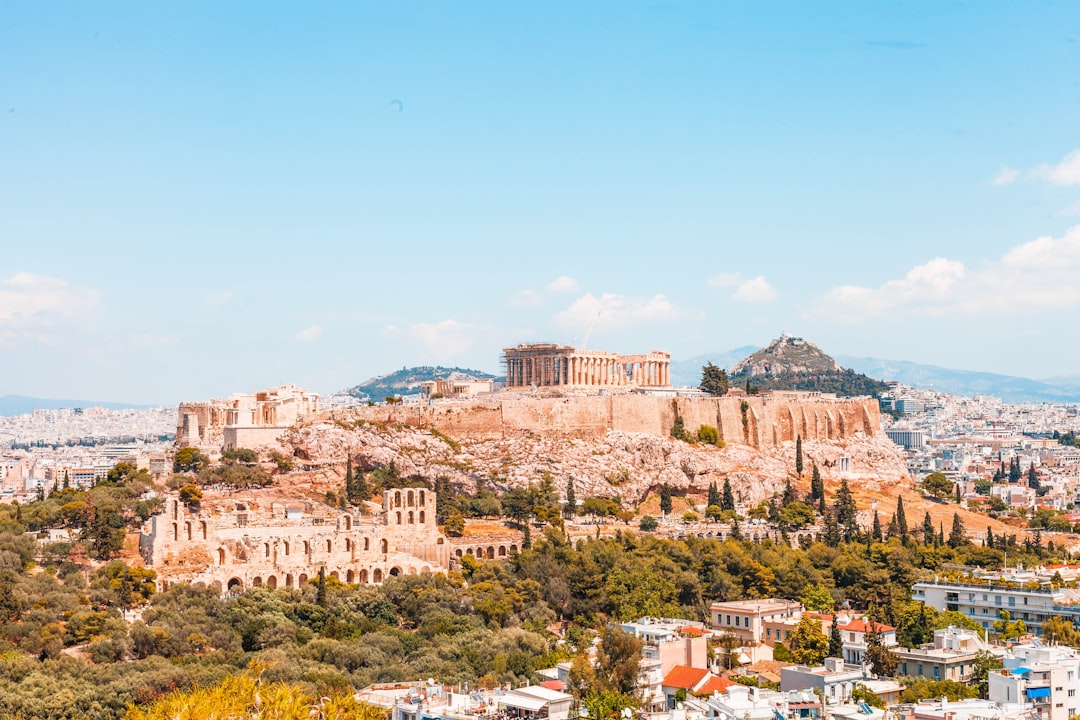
<box><xmin>140</xmin><ymin>487</ymin><xmax>449</xmax><ymax>591</ymax></box>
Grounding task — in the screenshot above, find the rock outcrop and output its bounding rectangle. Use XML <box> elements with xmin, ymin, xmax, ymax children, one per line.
<box><xmin>283</xmin><ymin>416</ymin><xmax>909</xmax><ymax>508</ymax></box>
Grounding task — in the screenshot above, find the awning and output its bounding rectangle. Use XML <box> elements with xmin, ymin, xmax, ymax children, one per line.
<box><xmin>501</xmin><ymin>693</ymin><xmax>548</xmax><ymax>712</ymax></box>
<box><xmin>1027</xmin><ymin>688</ymin><xmax>1051</xmax><ymax>699</ymax></box>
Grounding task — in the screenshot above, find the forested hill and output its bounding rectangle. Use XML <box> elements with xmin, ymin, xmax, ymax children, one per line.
<box><xmin>729</xmin><ymin>335</ymin><xmax>889</xmax><ymax>397</ymax></box>
<box><xmin>343</xmin><ymin>366</ymin><xmax>496</xmax><ymax>401</ymax></box>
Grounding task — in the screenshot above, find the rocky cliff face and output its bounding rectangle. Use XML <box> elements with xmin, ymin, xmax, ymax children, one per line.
<box><xmin>283</xmin><ymin>417</ymin><xmax>909</xmax><ymax>508</ymax></box>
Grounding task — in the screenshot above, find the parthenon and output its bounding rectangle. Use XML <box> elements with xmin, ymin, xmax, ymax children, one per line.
<box><xmin>503</xmin><ymin>343</ymin><xmax>671</xmax><ymax>389</ymax></box>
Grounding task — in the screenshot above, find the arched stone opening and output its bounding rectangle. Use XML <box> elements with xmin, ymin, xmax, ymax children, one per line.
<box><xmin>364</xmin><ymin>537</ymin><xmax>370</xmax><ymax>551</ymax></box>
<box><xmin>347</xmin><ymin>569</ymin><xmax>355</xmax><ymax>583</ymax></box>
<box><xmin>396</xmin><ymin>511</ymin><xmax>402</xmax><ymax>524</ymax></box>
<box><xmin>200</xmin><ymin>521</ymin><xmax>208</xmax><ymax>540</ymax></box>
<box><xmin>217</xmin><ymin>548</ymin><xmax>226</xmax><ymax>565</ymax></box>
<box><xmin>283</xmin><ymin>541</ymin><xmax>290</xmax><ymax>556</ymax></box>
<box><xmin>227</xmin><ymin>577</ymin><xmax>243</xmax><ymax>592</ymax></box>
<box><xmin>380</xmin><ymin>539</ymin><xmax>388</xmax><ymax>554</ymax></box>
<box><xmin>486</xmin><ymin>546</ymin><xmax>495</xmax><ymax>559</ymax></box>
<box><xmin>267</xmin><ymin>576</ymin><xmax>278</xmax><ymax>589</ymax></box>
<box><xmin>455</xmin><ymin>549</ymin><xmax>463</xmax><ymax>557</ymax></box>
<box><xmin>419</xmin><ymin>510</ymin><xmax>426</xmax><ymax>524</ymax></box>
<box><xmin>359</xmin><ymin>569</ymin><xmax>369</xmax><ymax>584</ymax></box>
<box><xmin>408</xmin><ymin>511</ymin><xmax>414</xmax><ymax>524</ymax></box>
<box><xmin>298</xmin><ymin>573</ymin><xmax>308</xmax><ymax>585</ymax></box>
<box><xmin>330</xmin><ymin>570</ymin><xmax>340</xmax><ymax>581</ymax></box>
<box><xmin>389</xmin><ymin>566</ymin><xmax>402</xmax><ymax>577</ymax></box>
<box><xmin>185</xmin><ymin>522</ymin><xmax>192</xmax><ymax>541</ymax></box>
<box><xmin>252</xmin><ymin>576</ymin><xmax>263</xmax><ymax>587</ymax></box>
<box><xmin>285</xmin><ymin>573</ymin><xmax>294</xmax><ymax>588</ymax></box>
<box><xmin>407</xmin><ymin>490</ymin><xmax>415</xmax><ymax>507</ymax></box>
<box><xmin>172</xmin><ymin>523</ymin><xmax>178</xmax><ymax>542</ymax></box>
<box><xmin>373</xmin><ymin>568</ymin><xmax>383</xmax><ymax>583</ymax></box>
<box><xmin>498</xmin><ymin>546</ymin><xmax>507</xmax><ymax>557</ymax></box>
<box><xmin>326</xmin><ymin>539</ymin><xmax>332</xmax><ymax>553</ymax></box>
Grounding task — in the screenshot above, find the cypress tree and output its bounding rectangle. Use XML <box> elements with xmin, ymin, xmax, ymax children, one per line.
<box><xmin>922</xmin><ymin>512</ymin><xmax>935</xmax><ymax>543</ymax></box>
<box><xmin>835</xmin><ymin>479</ymin><xmax>858</xmax><ymax>542</ymax></box>
<box><xmin>721</xmin><ymin>478</ymin><xmax>735</xmax><ymax>511</ymax></box>
<box><xmin>316</xmin><ymin>566</ymin><xmax>328</xmax><ymax>608</ymax></box>
<box><xmin>729</xmin><ymin>518</ymin><xmax>743</xmax><ymax>541</ymax></box>
<box><xmin>660</xmin><ymin>483</ymin><xmax>673</xmax><ymax>515</ymax></box>
<box><xmin>895</xmin><ymin>496</ymin><xmax>909</xmax><ymax>539</ymax></box>
<box><xmin>986</xmin><ymin>526</ymin><xmax>995</xmax><ymax>549</ymax></box>
<box><xmin>1028</xmin><ymin>463</ymin><xmax>1040</xmax><ymax>493</ymax></box>
<box><xmin>811</xmin><ymin>464</ymin><xmax>824</xmax><ymax>502</ymax></box>
<box><xmin>564</xmin><ymin>480</ymin><xmax>577</xmax><ymax>518</ymax></box>
<box><xmin>708</xmin><ymin>481</ymin><xmax>720</xmax><ymax>509</ymax></box>
<box><xmin>948</xmin><ymin>512</ymin><xmax>966</xmax><ymax>548</ymax></box>
<box><xmin>829</xmin><ymin>620</ymin><xmax>843</xmax><ymax>659</ymax></box>
<box><xmin>1009</xmin><ymin>457</ymin><xmax>1022</xmax><ymax>483</ymax></box>
<box><xmin>344</xmin><ymin>454</ymin><xmax>355</xmax><ymax>502</ymax></box>
<box><xmin>823</xmin><ymin>511</ymin><xmax>841</xmax><ymax>548</ymax></box>
<box><xmin>795</xmin><ymin>435</ymin><xmax>804</xmax><ymax>478</ymax></box>
<box><xmin>871</xmin><ymin>511</ymin><xmax>883</xmax><ymax>542</ymax></box>
<box><xmin>783</xmin><ymin>478</ymin><xmax>796</xmax><ymax>506</ymax></box>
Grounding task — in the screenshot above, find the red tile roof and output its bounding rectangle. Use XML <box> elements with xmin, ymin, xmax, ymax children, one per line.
<box><xmin>696</xmin><ymin>676</ymin><xmax>738</xmax><ymax>696</ymax></box>
<box><xmin>539</xmin><ymin>680</ymin><xmax>566</xmax><ymax>692</ymax></box>
<box><xmin>662</xmin><ymin>666</ymin><xmax>711</xmax><ymax>690</ymax></box>
<box><xmin>838</xmin><ymin>618</ymin><xmax>895</xmax><ymax>633</ymax></box>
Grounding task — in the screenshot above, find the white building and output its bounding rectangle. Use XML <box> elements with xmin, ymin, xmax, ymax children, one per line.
<box><xmin>989</xmin><ymin>644</ymin><xmax>1080</xmax><ymax>720</ymax></box>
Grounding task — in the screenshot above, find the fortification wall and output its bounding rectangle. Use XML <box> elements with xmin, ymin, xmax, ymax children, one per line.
<box><xmin>342</xmin><ymin>394</ymin><xmax>880</xmax><ymax>449</ymax></box>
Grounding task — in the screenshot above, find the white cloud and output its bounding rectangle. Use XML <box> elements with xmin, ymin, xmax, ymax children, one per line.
<box><xmin>554</xmin><ymin>292</ymin><xmax>681</xmax><ymax>331</ymax></box>
<box><xmin>292</xmin><ymin>325</ymin><xmax>323</xmax><ymax>343</ymax></box>
<box><xmin>990</xmin><ymin>166</ymin><xmax>1020</xmax><ymax>186</ymax></box>
<box><xmin>708</xmin><ymin>272</ymin><xmax>744</xmax><ymax>288</ymax></box>
<box><xmin>733</xmin><ymin>276</ymin><xmax>777</xmax><ymax>303</ymax></box>
<box><xmin>408</xmin><ymin>319</ymin><xmax>481</xmax><ymax>356</ymax></box>
<box><xmin>546</xmin><ymin>275</ymin><xmax>579</xmax><ymax>294</ymax></box>
<box><xmin>809</xmin><ymin>225</ymin><xmax>1080</xmax><ymax>322</ymax></box>
<box><xmin>1031</xmin><ymin>150</ymin><xmax>1080</xmax><ymax>186</ymax></box>
<box><xmin>509</xmin><ymin>289</ymin><xmax>543</xmax><ymax>308</ymax></box>
<box><xmin>708</xmin><ymin>271</ymin><xmax>777</xmax><ymax>303</ymax></box>
<box><xmin>0</xmin><ymin>272</ymin><xmax>99</xmax><ymax>327</ymax></box>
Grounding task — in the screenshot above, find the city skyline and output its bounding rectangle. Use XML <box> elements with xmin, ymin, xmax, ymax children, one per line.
<box><xmin>3</xmin><ymin>3</ymin><xmax>1080</xmax><ymax>404</ymax></box>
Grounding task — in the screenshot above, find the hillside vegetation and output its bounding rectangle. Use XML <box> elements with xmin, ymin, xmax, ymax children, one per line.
<box><xmin>729</xmin><ymin>335</ymin><xmax>889</xmax><ymax>397</ymax></box>
<box><xmin>343</xmin><ymin>366</ymin><xmax>496</xmax><ymax>402</ymax></box>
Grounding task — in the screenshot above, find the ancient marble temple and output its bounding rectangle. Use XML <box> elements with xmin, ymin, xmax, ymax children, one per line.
<box><xmin>503</xmin><ymin>343</ymin><xmax>671</xmax><ymax>389</ymax></box>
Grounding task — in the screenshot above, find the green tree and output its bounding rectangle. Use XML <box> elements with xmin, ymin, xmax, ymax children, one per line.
<box><xmin>810</xmin><ymin>464</ymin><xmax>824</xmax><ymax>509</ymax></box>
<box><xmin>705</xmin><ymin>505</ymin><xmax>724</xmax><ymax>522</ymax></box>
<box><xmin>948</xmin><ymin>512</ymin><xmax>966</xmax><ymax>548</ymax></box>
<box><xmin>172</xmin><ymin>447</ymin><xmax>207</xmax><ymax>473</ymax></box>
<box><xmin>921</xmin><ymin>472</ymin><xmax>954</xmax><ymax>500</ymax></box>
<box><xmin>782</xmin><ymin>478</ymin><xmax>797</xmax><ymax>506</ymax></box>
<box><xmin>894</xmin><ymin>496</ymin><xmax>909</xmax><ymax>539</ymax></box>
<box><xmin>864</xmin><ymin>620</ymin><xmax>898</xmax><ymax>676</ymax></box>
<box><xmin>594</xmin><ymin>626</ymin><xmax>645</xmax><ymax>696</ymax></box>
<box><xmin>700</xmin><ymin>362</ymin><xmax>730</xmax><ymax>396</ymax></box>
<box><xmin>778</xmin><ymin>502</ymin><xmax>816</xmax><ymax>529</ymax></box>
<box><xmin>316</xmin><ymin>566</ymin><xmax>328</xmax><ymax>608</ymax></box>
<box><xmin>639</xmin><ymin>515</ymin><xmax>658</xmax><ymax>532</ymax></box>
<box><xmin>922</xmin><ymin>512</ymin><xmax>935</xmax><ymax>543</ymax></box>
<box><xmin>871</xmin><ymin>512</ymin><xmax>883</xmax><ymax>542</ymax></box>
<box><xmin>801</xmin><ymin>583</ymin><xmax>835</xmax><ymax>613</ymax></box>
<box><xmin>564</xmin><ymin>480</ymin><xmax>577</xmax><ymax>518</ymax></box>
<box><xmin>721</xmin><ymin>478</ymin><xmax>735</xmax><ymax>512</ymax></box>
<box><xmin>789</xmin><ymin>616</ymin><xmax>829</xmax><ymax>666</ymax></box>
<box><xmin>835</xmin><ymin>479</ymin><xmax>858</xmax><ymax>541</ymax></box>
<box><xmin>697</xmin><ymin>425</ymin><xmax>721</xmax><ymax>445</ymax></box>
<box><xmin>829</xmin><ymin>620</ymin><xmax>843</xmax><ymax>659</ymax></box>
<box><xmin>671</xmin><ymin>416</ymin><xmax>688</xmax><ymax>441</ymax></box>
<box><xmin>178</xmin><ymin>483</ymin><xmax>202</xmax><ymax>505</ymax></box>
<box><xmin>443</xmin><ymin>511</ymin><xmax>465</xmax><ymax>536</ymax></box>
<box><xmin>1042</xmin><ymin>616</ymin><xmax>1080</xmax><ymax>646</ymax></box>
<box><xmin>994</xmin><ymin>610</ymin><xmax>1026</xmax><ymax>640</ymax></box>
<box><xmin>660</xmin><ymin>483</ymin><xmax>673</xmax><ymax>515</ymax></box>
<box><xmin>502</xmin><ymin>486</ymin><xmax>535</xmax><ymax>527</ymax></box>
<box><xmin>708</xmin><ymin>482</ymin><xmax>720</xmax><ymax>509</ymax></box>
<box><xmin>971</xmin><ymin>650</ymin><xmax>1002</xmax><ymax>698</ymax></box>
<box><xmin>795</xmin><ymin>435</ymin><xmax>804</xmax><ymax>478</ymax></box>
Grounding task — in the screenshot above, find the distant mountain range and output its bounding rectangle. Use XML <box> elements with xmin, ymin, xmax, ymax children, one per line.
<box><xmin>342</xmin><ymin>366</ymin><xmax>496</xmax><ymax>402</ymax></box>
<box><xmin>0</xmin><ymin>395</ymin><xmax>154</xmax><ymax>417</ymax></box>
<box><xmin>835</xmin><ymin>356</ymin><xmax>1080</xmax><ymax>403</ymax></box>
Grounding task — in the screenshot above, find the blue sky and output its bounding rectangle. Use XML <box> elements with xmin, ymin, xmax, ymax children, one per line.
<box><xmin>2</xmin><ymin>2</ymin><xmax>1080</xmax><ymax>403</ymax></box>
